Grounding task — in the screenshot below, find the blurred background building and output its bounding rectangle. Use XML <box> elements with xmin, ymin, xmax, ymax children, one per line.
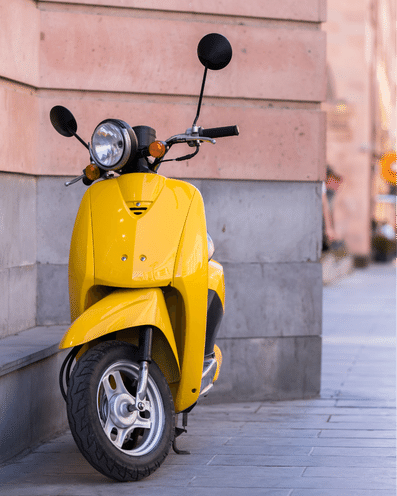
<box><xmin>323</xmin><ymin>0</ymin><xmax>396</xmax><ymax>268</ymax></box>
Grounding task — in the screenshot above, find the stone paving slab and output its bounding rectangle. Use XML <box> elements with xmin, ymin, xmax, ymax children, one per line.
<box><xmin>206</xmin><ymin>454</ymin><xmax>396</xmax><ymax>468</ymax></box>
<box><xmin>0</xmin><ymin>485</ymin><xmax>292</xmax><ymax>496</ymax></box>
<box><xmin>336</xmin><ymin>399</ymin><xmax>395</xmax><ymax>408</ymax></box>
<box><xmin>291</xmin><ymin>491</ymin><xmax>396</xmax><ymax>496</ymax></box>
<box><xmin>224</xmin><ymin>436</ymin><xmax>396</xmax><ymax>448</ymax></box>
<box><xmin>310</xmin><ymin>446</ymin><xmax>396</xmax><ymax>456</ymax></box>
<box><xmin>318</xmin><ymin>429</ymin><xmax>395</xmax><ymax>439</ymax></box>
<box><xmin>302</xmin><ymin>466</ymin><xmax>395</xmax><ymax>478</ymax></box>
<box><xmin>185</xmin><ymin>471</ymin><xmax>396</xmax><ymax>490</ymax></box>
<box><xmin>0</xmin><ymin>263</ymin><xmax>395</xmax><ymax>495</ymax></box>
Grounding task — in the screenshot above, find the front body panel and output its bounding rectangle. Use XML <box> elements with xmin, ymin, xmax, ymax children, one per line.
<box><xmin>173</xmin><ymin>192</ymin><xmax>208</xmax><ymax>410</ymax></box>
<box><xmin>66</xmin><ymin>172</ymin><xmax>212</xmax><ymax>412</ymax></box>
<box><xmin>60</xmin><ymin>287</ymin><xmax>180</xmax><ymax>385</ymax></box>
<box><xmin>68</xmin><ymin>191</ymin><xmax>95</xmax><ymax>322</ymax></box>
<box><xmin>91</xmin><ymin>173</ymin><xmax>194</xmax><ymax>288</ymax></box>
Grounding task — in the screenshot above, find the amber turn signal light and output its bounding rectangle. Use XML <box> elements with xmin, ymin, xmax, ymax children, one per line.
<box><xmin>85</xmin><ymin>163</ymin><xmax>101</xmax><ymax>181</ymax></box>
<box><xmin>148</xmin><ymin>141</ymin><xmax>166</xmax><ymax>159</ymax></box>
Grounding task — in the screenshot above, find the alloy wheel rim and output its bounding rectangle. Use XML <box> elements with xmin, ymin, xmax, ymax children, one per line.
<box><xmin>96</xmin><ymin>360</ymin><xmax>165</xmax><ymax>456</ymax></box>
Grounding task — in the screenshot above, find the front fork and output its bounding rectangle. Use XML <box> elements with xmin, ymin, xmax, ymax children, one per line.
<box><xmin>135</xmin><ymin>326</ymin><xmax>153</xmax><ymax>411</ymax></box>
<box><xmin>137</xmin><ymin>325</ymin><xmax>191</xmax><ymax>455</ymax></box>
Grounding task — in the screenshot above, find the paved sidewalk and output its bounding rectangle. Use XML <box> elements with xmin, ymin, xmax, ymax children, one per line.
<box><xmin>0</xmin><ymin>263</ymin><xmax>395</xmax><ymax>495</ymax></box>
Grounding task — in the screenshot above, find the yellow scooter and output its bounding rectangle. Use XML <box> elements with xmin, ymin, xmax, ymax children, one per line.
<box><xmin>50</xmin><ymin>33</ymin><xmax>238</xmax><ymax>482</ymax></box>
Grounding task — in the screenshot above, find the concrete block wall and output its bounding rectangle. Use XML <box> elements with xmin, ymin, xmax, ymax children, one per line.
<box><xmin>0</xmin><ymin>173</ymin><xmax>37</xmax><ymax>339</ymax></box>
<box><xmin>36</xmin><ymin>177</ymin><xmax>86</xmax><ymax>325</ymax></box>
<box><xmin>189</xmin><ymin>179</ymin><xmax>323</xmax><ymax>400</ymax></box>
<box><xmin>0</xmin><ymin>347</ymin><xmax>68</xmax><ymax>463</ymax></box>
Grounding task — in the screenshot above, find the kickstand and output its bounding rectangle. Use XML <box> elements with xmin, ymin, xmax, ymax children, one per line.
<box><xmin>172</xmin><ymin>412</ymin><xmax>190</xmax><ymax>455</ymax></box>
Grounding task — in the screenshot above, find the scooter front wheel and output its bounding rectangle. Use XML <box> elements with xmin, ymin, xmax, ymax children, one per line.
<box><xmin>66</xmin><ymin>340</ymin><xmax>175</xmax><ymax>481</ymax></box>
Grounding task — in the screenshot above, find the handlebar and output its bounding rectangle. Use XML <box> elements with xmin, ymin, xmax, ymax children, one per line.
<box><xmin>66</xmin><ymin>123</ymin><xmax>240</xmax><ymax>186</ymax></box>
<box><xmin>199</xmin><ymin>125</ymin><xmax>239</xmax><ymax>139</ymax></box>
<box><xmin>166</xmin><ymin>124</ymin><xmax>239</xmax><ymax>147</ymax></box>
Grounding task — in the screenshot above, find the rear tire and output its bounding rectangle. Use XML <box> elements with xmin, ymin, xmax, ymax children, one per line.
<box><xmin>67</xmin><ymin>340</ymin><xmax>175</xmax><ymax>481</ymax></box>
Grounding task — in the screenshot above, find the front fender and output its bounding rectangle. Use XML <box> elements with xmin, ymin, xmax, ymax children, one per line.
<box><xmin>59</xmin><ymin>288</ymin><xmax>180</xmax><ymax>372</ymax></box>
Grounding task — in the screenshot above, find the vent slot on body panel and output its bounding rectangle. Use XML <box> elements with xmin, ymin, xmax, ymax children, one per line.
<box><xmin>126</xmin><ymin>201</ymin><xmax>152</xmax><ymax>216</ymax></box>
<box><xmin>130</xmin><ymin>207</ymin><xmax>147</xmax><ymax>216</ymax></box>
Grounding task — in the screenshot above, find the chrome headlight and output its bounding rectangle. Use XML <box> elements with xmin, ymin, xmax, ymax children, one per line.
<box><xmin>91</xmin><ymin>119</ymin><xmax>138</xmax><ymax>171</ymax></box>
<box><xmin>207</xmin><ymin>232</ymin><xmax>215</xmax><ymax>260</ymax></box>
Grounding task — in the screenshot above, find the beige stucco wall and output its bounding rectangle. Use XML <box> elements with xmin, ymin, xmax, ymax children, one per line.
<box><xmin>1</xmin><ymin>0</ymin><xmax>326</xmax><ymax>181</ymax></box>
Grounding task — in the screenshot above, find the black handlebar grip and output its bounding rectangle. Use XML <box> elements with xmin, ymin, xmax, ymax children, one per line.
<box><xmin>199</xmin><ymin>125</ymin><xmax>239</xmax><ymax>138</ymax></box>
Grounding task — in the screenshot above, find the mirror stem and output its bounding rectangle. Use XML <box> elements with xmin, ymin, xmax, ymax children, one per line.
<box><xmin>71</xmin><ymin>130</ymin><xmax>90</xmax><ymax>150</ymax></box>
<box><xmin>193</xmin><ymin>66</ymin><xmax>208</xmax><ymax>127</ymax></box>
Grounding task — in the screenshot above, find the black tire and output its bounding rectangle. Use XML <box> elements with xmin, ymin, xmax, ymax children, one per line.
<box><xmin>66</xmin><ymin>340</ymin><xmax>175</xmax><ymax>481</ymax></box>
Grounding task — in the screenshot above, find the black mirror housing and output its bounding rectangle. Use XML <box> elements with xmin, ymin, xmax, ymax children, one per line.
<box><xmin>50</xmin><ymin>106</ymin><xmax>78</xmax><ymax>137</ymax></box>
<box><xmin>197</xmin><ymin>33</ymin><xmax>232</xmax><ymax>71</ymax></box>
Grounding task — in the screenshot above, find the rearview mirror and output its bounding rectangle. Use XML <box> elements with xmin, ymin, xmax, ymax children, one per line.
<box><xmin>192</xmin><ymin>34</ymin><xmax>233</xmax><ymax>127</ymax></box>
<box><xmin>197</xmin><ymin>33</ymin><xmax>232</xmax><ymax>71</ymax></box>
<box><xmin>50</xmin><ymin>106</ymin><xmax>78</xmax><ymax>137</ymax></box>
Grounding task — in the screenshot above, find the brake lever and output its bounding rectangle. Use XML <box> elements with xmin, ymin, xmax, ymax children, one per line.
<box><xmin>153</xmin><ymin>130</ymin><xmax>216</xmax><ymax>170</ymax></box>
<box><xmin>65</xmin><ymin>174</ymin><xmax>85</xmax><ymax>187</ymax></box>
<box><xmin>166</xmin><ymin>133</ymin><xmax>216</xmax><ymax>146</ymax></box>
<box><xmin>188</xmin><ymin>136</ymin><xmax>216</xmax><ymax>147</ymax></box>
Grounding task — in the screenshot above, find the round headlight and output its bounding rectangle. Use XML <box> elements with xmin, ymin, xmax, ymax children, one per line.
<box><xmin>91</xmin><ymin>120</ymin><xmax>137</xmax><ymax>171</ymax></box>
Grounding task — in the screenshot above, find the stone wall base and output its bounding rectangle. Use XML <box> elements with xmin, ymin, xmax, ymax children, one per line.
<box><xmin>208</xmin><ymin>336</ymin><xmax>321</xmax><ymax>403</ymax></box>
<box><xmin>0</xmin><ymin>326</ymin><xmax>68</xmax><ymax>464</ymax></box>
